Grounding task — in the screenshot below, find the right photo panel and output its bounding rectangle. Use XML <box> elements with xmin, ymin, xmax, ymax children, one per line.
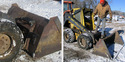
<box><xmin>63</xmin><ymin>0</ymin><xmax>125</xmax><ymax>62</ymax></box>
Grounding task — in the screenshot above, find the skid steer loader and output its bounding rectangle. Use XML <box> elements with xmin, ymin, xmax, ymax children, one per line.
<box><xmin>63</xmin><ymin>1</ymin><xmax>124</xmax><ymax>59</ymax></box>
<box><xmin>0</xmin><ymin>3</ymin><xmax>61</xmax><ymax>62</ymax></box>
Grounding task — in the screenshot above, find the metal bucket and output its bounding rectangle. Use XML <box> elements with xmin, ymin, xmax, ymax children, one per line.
<box><xmin>93</xmin><ymin>31</ymin><xmax>124</xmax><ymax>59</ymax></box>
<box><xmin>7</xmin><ymin>3</ymin><xmax>61</xmax><ymax>58</ymax></box>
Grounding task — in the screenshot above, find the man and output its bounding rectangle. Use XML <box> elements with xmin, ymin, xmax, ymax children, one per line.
<box><xmin>93</xmin><ymin>0</ymin><xmax>112</xmax><ymax>38</ymax></box>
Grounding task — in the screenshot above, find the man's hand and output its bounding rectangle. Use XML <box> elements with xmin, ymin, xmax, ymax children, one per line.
<box><xmin>93</xmin><ymin>13</ymin><xmax>95</xmax><ymax>17</ymax></box>
<box><xmin>109</xmin><ymin>18</ymin><xmax>112</xmax><ymax>21</ymax></box>
<box><xmin>108</xmin><ymin>18</ymin><xmax>112</xmax><ymax>23</ymax></box>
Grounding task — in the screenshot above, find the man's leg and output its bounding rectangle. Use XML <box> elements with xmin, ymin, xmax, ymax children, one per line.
<box><xmin>95</xmin><ymin>17</ymin><xmax>101</xmax><ymax>33</ymax></box>
<box><xmin>101</xmin><ymin>18</ymin><xmax>106</xmax><ymax>38</ymax></box>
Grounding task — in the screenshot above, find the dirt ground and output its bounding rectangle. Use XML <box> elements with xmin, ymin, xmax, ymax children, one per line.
<box><xmin>64</xmin><ymin>21</ymin><xmax>125</xmax><ymax>62</ymax></box>
<box><xmin>64</xmin><ymin>42</ymin><xmax>93</xmax><ymax>62</ymax></box>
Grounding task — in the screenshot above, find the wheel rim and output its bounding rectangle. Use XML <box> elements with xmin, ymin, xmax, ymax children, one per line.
<box><xmin>65</xmin><ymin>33</ymin><xmax>69</xmax><ymax>41</ymax></box>
<box><xmin>0</xmin><ymin>34</ymin><xmax>11</xmax><ymax>55</ymax></box>
<box><xmin>79</xmin><ymin>38</ymin><xmax>86</xmax><ymax>47</ymax></box>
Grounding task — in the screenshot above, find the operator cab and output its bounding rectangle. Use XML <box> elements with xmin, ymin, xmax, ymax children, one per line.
<box><xmin>64</xmin><ymin>1</ymin><xmax>74</xmax><ymax>13</ymax></box>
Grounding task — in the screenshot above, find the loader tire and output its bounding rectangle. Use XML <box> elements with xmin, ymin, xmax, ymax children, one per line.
<box><xmin>77</xmin><ymin>34</ymin><xmax>92</xmax><ymax>50</ymax></box>
<box><xmin>64</xmin><ymin>28</ymin><xmax>75</xmax><ymax>43</ymax></box>
<box><xmin>0</xmin><ymin>21</ymin><xmax>23</xmax><ymax>62</ymax></box>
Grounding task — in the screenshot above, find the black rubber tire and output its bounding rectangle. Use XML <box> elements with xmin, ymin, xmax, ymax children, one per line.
<box><xmin>64</xmin><ymin>28</ymin><xmax>75</xmax><ymax>43</ymax></box>
<box><xmin>77</xmin><ymin>34</ymin><xmax>92</xmax><ymax>50</ymax></box>
<box><xmin>0</xmin><ymin>21</ymin><xmax>23</xmax><ymax>62</ymax></box>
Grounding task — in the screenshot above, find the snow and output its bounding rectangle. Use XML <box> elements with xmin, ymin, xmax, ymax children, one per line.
<box><xmin>14</xmin><ymin>50</ymin><xmax>61</xmax><ymax>62</ymax></box>
<box><xmin>96</xmin><ymin>20</ymin><xmax>125</xmax><ymax>62</ymax></box>
<box><xmin>0</xmin><ymin>0</ymin><xmax>62</xmax><ymax>23</ymax></box>
<box><xmin>36</xmin><ymin>51</ymin><xmax>61</xmax><ymax>62</ymax></box>
<box><xmin>0</xmin><ymin>18</ymin><xmax>14</xmax><ymax>23</ymax></box>
<box><xmin>19</xmin><ymin>55</ymin><xmax>26</xmax><ymax>60</ymax></box>
<box><xmin>64</xmin><ymin>42</ymin><xmax>113</xmax><ymax>62</ymax></box>
<box><xmin>64</xmin><ymin>20</ymin><xmax>125</xmax><ymax>62</ymax></box>
<box><xmin>13</xmin><ymin>40</ymin><xmax>16</xmax><ymax>47</ymax></box>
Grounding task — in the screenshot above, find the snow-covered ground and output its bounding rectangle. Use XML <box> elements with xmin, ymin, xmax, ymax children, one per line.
<box><xmin>13</xmin><ymin>50</ymin><xmax>61</xmax><ymax>62</ymax></box>
<box><xmin>64</xmin><ymin>20</ymin><xmax>125</xmax><ymax>62</ymax></box>
<box><xmin>0</xmin><ymin>0</ymin><xmax>62</xmax><ymax>23</ymax></box>
<box><xmin>0</xmin><ymin>0</ymin><xmax>62</xmax><ymax>62</ymax></box>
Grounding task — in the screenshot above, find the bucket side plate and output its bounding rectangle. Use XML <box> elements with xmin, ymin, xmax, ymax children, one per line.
<box><xmin>34</xmin><ymin>17</ymin><xmax>61</xmax><ymax>58</ymax></box>
<box><xmin>93</xmin><ymin>39</ymin><xmax>112</xmax><ymax>59</ymax></box>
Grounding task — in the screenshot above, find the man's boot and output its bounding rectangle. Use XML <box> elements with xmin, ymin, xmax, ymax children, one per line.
<box><xmin>94</xmin><ymin>28</ymin><xmax>98</xmax><ymax>34</ymax></box>
<box><xmin>94</xmin><ymin>25</ymin><xmax>100</xmax><ymax>33</ymax></box>
<box><xmin>101</xmin><ymin>35</ymin><xmax>104</xmax><ymax>38</ymax></box>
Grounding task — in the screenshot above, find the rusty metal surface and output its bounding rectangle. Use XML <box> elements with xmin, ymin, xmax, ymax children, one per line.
<box><xmin>104</xmin><ymin>31</ymin><xmax>124</xmax><ymax>45</ymax></box>
<box><xmin>50</xmin><ymin>16</ymin><xmax>61</xmax><ymax>33</ymax></box>
<box><xmin>34</xmin><ymin>17</ymin><xmax>61</xmax><ymax>58</ymax></box>
<box><xmin>80</xmin><ymin>38</ymin><xmax>86</xmax><ymax>47</ymax></box>
<box><xmin>7</xmin><ymin>4</ymin><xmax>61</xmax><ymax>58</ymax></box>
<box><xmin>93</xmin><ymin>31</ymin><xmax>123</xmax><ymax>59</ymax></box>
<box><xmin>15</xmin><ymin>17</ymin><xmax>37</xmax><ymax>53</ymax></box>
<box><xmin>93</xmin><ymin>39</ymin><xmax>112</xmax><ymax>59</ymax></box>
<box><xmin>0</xmin><ymin>34</ymin><xmax>11</xmax><ymax>54</ymax></box>
<box><xmin>7</xmin><ymin>4</ymin><xmax>51</xmax><ymax>57</ymax></box>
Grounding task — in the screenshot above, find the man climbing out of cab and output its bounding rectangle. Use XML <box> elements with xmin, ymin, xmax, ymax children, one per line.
<box><xmin>93</xmin><ymin>0</ymin><xmax>112</xmax><ymax>38</ymax></box>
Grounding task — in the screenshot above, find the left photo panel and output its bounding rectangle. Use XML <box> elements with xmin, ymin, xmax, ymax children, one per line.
<box><xmin>0</xmin><ymin>0</ymin><xmax>62</xmax><ymax>62</ymax></box>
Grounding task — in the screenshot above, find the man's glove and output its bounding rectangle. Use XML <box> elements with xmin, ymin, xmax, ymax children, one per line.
<box><xmin>93</xmin><ymin>13</ymin><xmax>95</xmax><ymax>17</ymax></box>
<box><xmin>109</xmin><ymin>18</ymin><xmax>112</xmax><ymax>21</ymax></box>
<box><xmin>109</xmin><ymin>18</ymin><xmax>112</xmax><ymax>23</ymax></box>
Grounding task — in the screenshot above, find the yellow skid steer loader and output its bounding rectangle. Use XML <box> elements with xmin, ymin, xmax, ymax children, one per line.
<box><xmin>63</xmin><ymin>1</ymin><xmax>123</xmax><ymax>59</ymax></box>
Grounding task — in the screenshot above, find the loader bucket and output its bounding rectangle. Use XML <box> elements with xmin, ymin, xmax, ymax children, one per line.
<box><xmin>93</xmin><ymin>39</ymin><xmax>112</xmax><ymax>59</ymax></box>
<box><xmin>7</xmin><ymin>3</ymin><xmax>61</xmax><ymax>58</ymax></box>
<box><xmin>34</xmin><ymin>17</ymin><xmax>61</xmax><ymax>58</ymax></box>
<box><xmin>93</xmin><ymin>31</ymin><xmax>124</xmax><ymax>59</ymax></box>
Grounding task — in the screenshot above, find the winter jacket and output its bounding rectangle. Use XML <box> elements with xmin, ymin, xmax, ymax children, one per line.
<box><xmin>93</xmin><ymin>1</ymin><xmax>112</xmax><ymax>19</ymax></box>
